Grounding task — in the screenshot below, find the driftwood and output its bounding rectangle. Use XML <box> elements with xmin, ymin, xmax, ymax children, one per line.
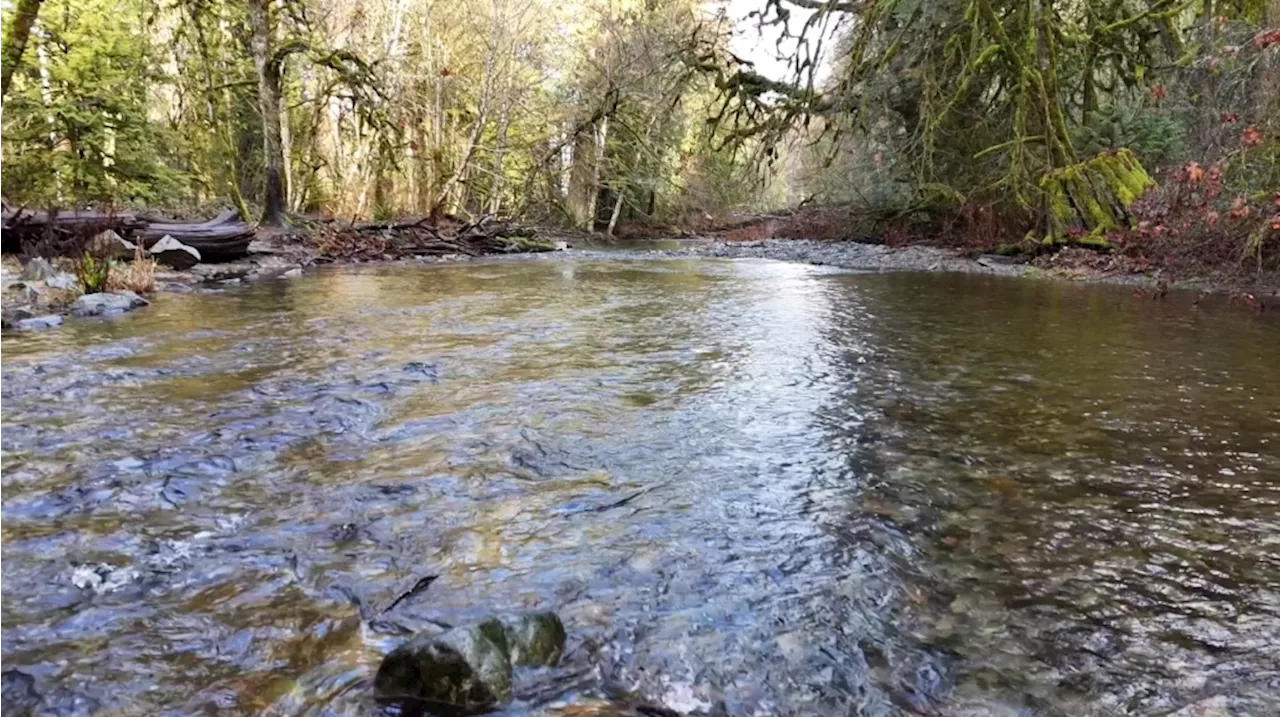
<box><xmin>309</xmin><ymin>214</ymin><xmax>551</xmax><ymax>261</ymax></box>
<box><xmin>2</xmin><ymin>206</ymin><xmax>254</xmax><ymax>262</ymax></box>
<box><xmin>1</xmin><ymin>208</ymin><xmax>144</xmax><ymax>256</ymax></box>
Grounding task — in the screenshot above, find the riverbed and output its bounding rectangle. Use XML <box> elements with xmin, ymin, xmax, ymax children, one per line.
<box><xmin>3</xmin><ymin>257</ymin><xmax>1278</xmax><ymax>716</ymax></box>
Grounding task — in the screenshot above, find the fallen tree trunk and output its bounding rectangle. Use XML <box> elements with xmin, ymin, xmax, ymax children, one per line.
<box><xmin>1039</xmin><ymin>149</ymin><xmax>1155</xmax><ymax>247</ymax></box>
<box><xmin>2</xmin><ymin>207</ymin><xmax>255</xmax><ymax>262</ymax></box>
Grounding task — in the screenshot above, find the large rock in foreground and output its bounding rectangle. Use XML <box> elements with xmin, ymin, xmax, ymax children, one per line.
<box><xmin>71</xmin><ymin>291</ymin><xmax>149</xmax><ymax>317</ymax></box>
<box><xmin>374</xmin><ymin>612</ymin><xmax>565</xmax><ymax>710</ymax></box>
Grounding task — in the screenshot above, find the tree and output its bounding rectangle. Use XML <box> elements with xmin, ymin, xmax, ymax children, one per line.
<box><xmin>1</xmin><ymin>0</ymin><xmax>43</xmax><ymax>98</ymax></box>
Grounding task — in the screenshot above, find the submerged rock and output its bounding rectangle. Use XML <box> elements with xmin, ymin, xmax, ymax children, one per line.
<box><xmin>70</xmin><ymin>291</ymin><xmax>148</xmax><ymax>317</ymax></box>
<box><xmin>374</xmin><ymin>611</ymin><xmax>565</xmax><ymax>710</ymax></box>
<box><xmin>2</xmin><ymin>670</ymin><xmax>40</xmax><ymax>717</ymax></box>
<box><xmin>33</xmin><ymin>687</ymin><xmax>100</xmax><ymax>717</ymax></box>
<box><xmin>149</xmin><ymin>235</ymin><xmax>201</xmax><ymax>270</ymax></box>
<box><xmin>503</xmin><ymin>611</ymin><xmax>566</xmax><ymax>667</ymax></box>
<box><xmin>15</xmin><ymin>315</ymin><xmax>64</xmax><ymax>330</ymax></box>
<box><xmin>0</xmin><ymin>671</ymin><xmax>98</xmax><ymax>717</ymax></box>
<box><xmin>1169</xmin><ymin>696</ymin><xmax>1229</xmax><ymax>717</ymax></box>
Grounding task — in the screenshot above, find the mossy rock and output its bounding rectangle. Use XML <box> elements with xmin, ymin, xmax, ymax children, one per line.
<box><xmin>374</xmin><ymin>617</ymin><xmax>512</xmax><ymax>708</ymax></box>
<box><xmin>501</xmin><ymin>612</ymin><xmax>566</xmax><ymax>667</ymax></box>
<box><xmin>373</xmin><ymin>612</ymin><xmax>565</xmax><ymax>709</ymax></box>
<box><xmin>1040</xmin><ymin>148</ymin><xmax>1154</xmax><ymax>248</ymax></box>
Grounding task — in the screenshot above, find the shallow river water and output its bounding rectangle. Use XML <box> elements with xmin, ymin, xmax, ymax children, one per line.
<box><xmin>3</xmin><ymin>257</ymin><xmax>1279</xmax><ymax>716</ymax></box>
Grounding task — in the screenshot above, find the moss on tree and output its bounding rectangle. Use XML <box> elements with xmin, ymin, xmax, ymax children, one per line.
<box><xmin>1040</xmin><ymin>149</ymin><xmax>1154</xmax><ymax>247</ymax></box>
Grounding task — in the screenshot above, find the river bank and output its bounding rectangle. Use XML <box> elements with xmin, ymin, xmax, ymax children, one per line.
<box><xmin>665</xmin><ymin>237</ymin><xmax>1280</xmax><ymax>302</ymax></box>
<box><xmin>6</xmin><ymin>231</ymin><xmax>1277</xmax><ymax>333</ymax></box>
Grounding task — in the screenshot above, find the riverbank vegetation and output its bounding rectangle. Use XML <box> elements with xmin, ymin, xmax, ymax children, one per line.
<box><xmin>2</xmin><ymin>0</ymin><xmax>1277</xmax><ymax>279</ymax></box>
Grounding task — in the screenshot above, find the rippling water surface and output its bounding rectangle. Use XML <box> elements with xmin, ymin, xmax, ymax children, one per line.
<box><xmin>3</xmin><ymin>257</ymin><xmax>1279</xmax><ymax>716</ymax></box>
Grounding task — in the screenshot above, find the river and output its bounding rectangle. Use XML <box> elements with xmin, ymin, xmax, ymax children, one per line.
<box><xmin>3</xmin><ymin>256</ymin><xmax>1278</xmax><ymax>716</ymax></box>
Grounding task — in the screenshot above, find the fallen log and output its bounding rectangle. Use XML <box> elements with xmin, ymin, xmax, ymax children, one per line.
<box><xmin>2</xmin><ymin>206</ymin><xmax>254</xmax><ymax>262</ymax></box>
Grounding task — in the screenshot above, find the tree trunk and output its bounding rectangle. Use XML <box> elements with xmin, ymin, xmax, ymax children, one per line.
<box><xmin>567</xmin><ymin>127</ymin><xmax>597</xmax><ymax>230</ymax></box>
<box><xmin>0</xmin><ymin>0</ymin><xmax>42</xmax><ymax>98</ymax></box>
<box><xmin>605</xmin><ymin>186</ymin><xmax>624</xmax><ymax>236</ymax></box>
<box><xmin>0</xmin><ymin>0</ymin><xmax>42</xmax><ymax>114</ymax></box>
<box><xmin>248</xmin><ymin>0</ymin><xmax>286</xmax><ymax>226</ymax></box>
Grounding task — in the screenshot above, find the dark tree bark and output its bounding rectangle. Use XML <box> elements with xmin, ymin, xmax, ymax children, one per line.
<box><xmin>248</xmin><ymin>0</ymin><xmax>286</xmax><ymax>226</ymax></box>
<box><xmin>1</xmin><ymin>0</ymin><xmax>43</xmax><ymax>98</ymax></box>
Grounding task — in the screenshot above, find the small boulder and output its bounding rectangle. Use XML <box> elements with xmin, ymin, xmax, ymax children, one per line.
<box><xmin>89</xmin><ymin>230</ymin><xmax>137</xmax><ymax>261</ymax></box>
<box><xmin>21</xmin><ymin>258</ymin><xmax>56</xmax><ymax>281</ymax></box>
<box><xmin>44</xmin><ymin>273</ymin><xmax>79</xmax><ymax>291</ymax></box>
<box><xmin>374</xmin><ymin>612</ymin><xmax>564</xmax><ymax>709</ymax></box>
<box><xmin>281</xmin><ymin>267</ymin><xmax>303</xmax><ymax>278</ymax></box>
<box><xmin>15</xmin><ymin>315</ymin><xmax>64</xmax><ymax>330</ymax></box>
<box><xmin>375</xmin><ymin>617</ymin><xmax>513</xmax><ymax>709</ymax></box>
<box><xmin>70</xmin><ymin>291</ymin><xmax>149</xmax><ymax>317</ymax></box>
<box><xmin>149</xmin><ymin>235</ymin><xmax>201</xmax><ymax>270</ymax></box>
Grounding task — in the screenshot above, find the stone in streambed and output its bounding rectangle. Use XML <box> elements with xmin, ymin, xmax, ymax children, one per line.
<box><xmin>70</xmin><ymin>291</ymin><xmax>148</xmax><ymax>317</ymax></box>
<box><xmin>44</xmin><ymin>273</ymin><xmax>79</xmax><ymax>291</ymax></box>
<box><xmin>375</xmin><ymin>617</ymin><xmax>512</xmax><ymax>708</ymax></box>
<box><xmin>374</xmin><ymin>611</ymin><xmax>565</xmax><ymax>709</ymax></box>
<box><xmin>15</xmin><ymin>315</ymin><xmax>64</xmax><ymax>330</ymax></box>
<box><xmin>2</xmin><ymin>670</ymin><xmax>40</xmax><ymax>717</ymax></box>
<box><xmin>503</xmin><ymin>611</ymin><xmax>566</xmax><ymax>666</ymax></box>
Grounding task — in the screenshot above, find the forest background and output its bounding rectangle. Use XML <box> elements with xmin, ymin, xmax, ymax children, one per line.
<box><xmin>2</xmin><ymin>0</ymin><xmax>1277</xmax><ymax>274</ymax></box>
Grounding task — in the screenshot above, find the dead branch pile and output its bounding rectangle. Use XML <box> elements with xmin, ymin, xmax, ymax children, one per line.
<box><xmin>308</xmin><ymin>215</ymin><xmax>553</xmax><ymax>262</ymax></box>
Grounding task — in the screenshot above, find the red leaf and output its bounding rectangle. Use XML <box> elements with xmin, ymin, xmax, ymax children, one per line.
<box><xmin>1242</xmin><ymin>125</ymin><xmax>1263</xmax><ymax>148</ymax></box>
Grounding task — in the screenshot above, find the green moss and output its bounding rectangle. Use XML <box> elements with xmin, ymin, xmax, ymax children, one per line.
<box><xmin>1039</xmin><ymin>149</ymin><xmax>1153</xmax><ymax>247</ymax></box>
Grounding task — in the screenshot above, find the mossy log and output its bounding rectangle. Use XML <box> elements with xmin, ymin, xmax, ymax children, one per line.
<box><xmin>1039</xmin><ymin>149</ymin><xmax>1154</xmax><ymax>247</ymax></box>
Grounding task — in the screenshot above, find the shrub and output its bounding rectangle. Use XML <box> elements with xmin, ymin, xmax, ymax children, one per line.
<box><xmin>74</xmin><ymin>252</ymin><xmax>113</xmax><ymax>293</ymax></box>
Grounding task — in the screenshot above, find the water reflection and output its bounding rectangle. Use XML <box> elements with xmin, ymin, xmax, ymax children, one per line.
<box><xmin>2</xmin><ymin>259</ymin><xmax>1278</xmax><ymax>716</ymax></box>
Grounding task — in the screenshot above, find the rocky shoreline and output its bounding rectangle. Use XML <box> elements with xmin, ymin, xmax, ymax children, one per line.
<box><xmin>6</xmin><ymin>235</ymin><xmax>1276</xmax><ymax>333</ymax></box>
<box><xmin>667</xmin><ymin>238</ymin><xmax>1280</xmax><ymax>299</ymax></box>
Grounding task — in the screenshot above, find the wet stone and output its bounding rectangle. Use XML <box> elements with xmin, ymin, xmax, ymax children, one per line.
<box><xmin>15</xmin><ymin>315</ymin><xmax>64</xmax><ymax>331</ymax></box>
<box><xmin>502</xmin><ymin>612</ymin><xmax>567</xmax><ymax>667</ymax></box>
<box><xmin>2</xmin><ymin>670</ymin><xmax>41</xmax><ymax>717</ymax></box>
<box><xmin>1169</xmin><ymin>696</ymin><xmax>1229</xmax><ymax>717</ymax></box>
<box><xmin>33</xmin><ymin>687</ymin><xmax>100</xmax><ymax>717</ymax></box>
<box><xmin>374</xmin><ymin>612</ymin><xmax>565</xmax><ymax>709</ymax></box>
<box><xmin>375</xmin><ymin>617</ymin><xmax>513</xmax><ymax>709</ymax></box>
<box><xmin>70</xmin><ymin>292</ymin><xmax>148</xmax><ymax>317</ymax></box>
